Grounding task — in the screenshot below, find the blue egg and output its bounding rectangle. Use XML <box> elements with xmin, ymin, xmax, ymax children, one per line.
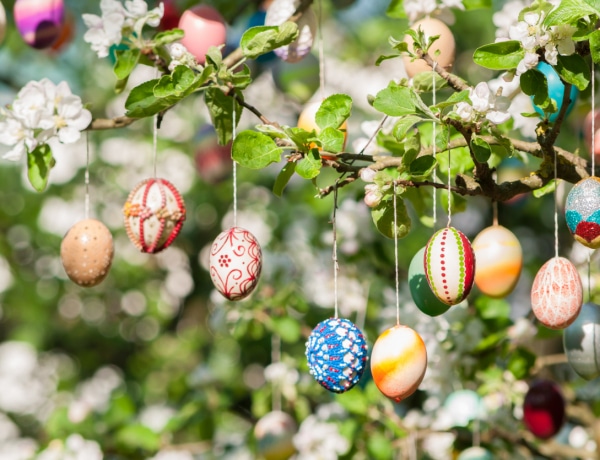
<box><xmin>532</xmin><ymin>62</ymin><xmax>578</xmax><ymax>122</ymax></box>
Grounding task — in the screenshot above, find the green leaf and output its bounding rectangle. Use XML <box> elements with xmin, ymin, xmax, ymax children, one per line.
<box><xmin>508</xmin><ymin>347</ymin><xmax>536</xmax><ymax>380</ymax></box>
<box><xmin>393</xmin><ymin>115</ymin><xmax>422</xmax><ymax>141</ymax></box>
<box><xmin>371</xmin><ymin>196</ymin><xmax>411</xmax><ymax>239</ymax></box>
<box><xmin>27</xmin><ymin>144</ymin><xmax>55</xmax><ymax>192</ymax></box>
<box><xmin>116</xmin><ymin>424</ymin><xmax>161</xmax><ymax>452</ymax></box>
<box><xmin>556</xmin><ymin>53</ymin><xmax>590</xmax><ymax>91</ymax></box>
<box><xmin>373</xmin><ymin>82</ymin><xmax>416</xmax><ymax>116</ymax></box>
<box><xmin>205</xmin><ymin>88</ymin><xmax>243</xmax><ymax>146</ymax></box>
<box><xmin>154</xmin><ymin>65</ymin><xmax>197</xmax><ymax>97</ymax></box>
<box><xmin>471</xmin><ymin>136</ymin><xmax>492</xmax><ymax>163</ymax></box>
<box><xmin>473</xmin><ymin>41</ymin><xmax>524</xmax><ymax>70</ymax></box>
<box><xmin>463</xmin><ymin>0</ymin><xmax>492</xmax><ymax>8</ymax></box>
<box><xmin>125</xmin><ymin>79</ymin><xmax>168</xmax><ymax>118</ymax></box>
<box><xmin>412</xmin><ymin>71</ymin><xmax>448</xmax><ymax>92</ymax></box>
<box><xmin>533</xmin><ymin>179</ymin><xmax>556</xmax><ymax>198</ymax></box>
<box><xmin>590</xmin><ymin>30</ymin><xmax>600</xmax><ymax>64</ymax></box>
<box><xmin>367</xmin><ymin>432</ymin><xmax>395</xmax><ymax>460</ymax></box>
<box><xmin>113</xmin><ymin>49</ymin><xmax>140</xmax><ymax>80</ymax></box>
<box><xmin>232</xmin><ymin>130</ymin><xmax>282</xmax><ymax>169</ymax></box>
<box><xmin>434</xmin><ymin>89</ymin><xmax>470</xmax><ymax>110</ymax></box>
<box><xmin>104</xmin><ymin>393</ymin><xmax>136</xmax><ymax>428</ymax></box>
<box><xmin>240</xmin><ymin>22</ymin><xmax>299</xmax><ymax>59</ymax></box>
<box><xmin>544</xmin><ymin>0</ymin><xmax>600</xmax><ymax>26</ymax></box>
<box><xmin>273</xmin><ymin>162</ymin><xmax>296</xmax><ymax>197</ymax></box>
<box><xmin>316</xmin><ymin>94</ymin><xmax>352</xmax><ymax>130</ymax></box>
<box><xmin>153</xmin><ymin>28</ymin><xmax>185</xmax><ymax>46</ymax></box>
<box><xmin>271</xmin><ymin>316</ymin><xmax>301</xmax><ymax>343</ymax></box>
<box><xmin>336</xmin><ymin>389</ymin><xmax>368</xmax><ymax>415</ymax></box>
<box><xmin>295</xmin><ymin>149</ymin><xmax>322</xmax><ymax>179</ymax></box>
<box><xmin>385</xmin><ymin>0</ymin><xmax>406</xmax><ymax>18</ymax></box>
<box><xmin>520</xmin><ymin>68</ymin><xmax>548</xmax><ymax>106</ymax></box>
<box><xmin>409</xmin><ymin>155</ymin><xmax>436</xmax><ymax>179</ymax></box>
<box><xmin>318</xmin><ymin>127</ymin><xmax>345</xmax><ymax>153</ymax></box>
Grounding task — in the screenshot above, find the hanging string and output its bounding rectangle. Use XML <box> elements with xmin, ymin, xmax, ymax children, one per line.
<box><xmin>473</xmin><ymin>417</ymin><xmax>481</xmax><ymax>448</ymax></box>
<box><xmin>588</xmin><ymin>251</ymin><xmax>592</xmax><ymax>303</ymax></box>
<box><xmin>271</xmin><ymin>334</ymin><xmax>282</xmax><ymax>412</ymax></box>
<box><xmin>447</xmin><ymin>148</ymin><xmax>452</xmax><ymax>227</ymax></box>
<box><xmin>432</xmin><ymin>63</ymin><xmax>438</xmax><ymax>228</ymax></box>
<box><xmin>332</xmin><ymin>184</ymin><xmax>340</xmax><ymax>319</ymax></box>
<box><xmin>408</xmin><ymin>431</ymin><xmax>417</xmax><ymax>460</ymax></box>
<box><xmin>317</xmin><ymin>0</ymin><xmax>325</xmax><ymax>101</ymax></box>
<box><xmin>152</xmin><ymin>113</ymin><xmax>158</xmax><ymax>179</ymax></box>
<box><xmin>85</xmin><ymin>132</ymin><xmax>90</xmax><ymax>220</ymax></box>
<box><xmin>553</xmin><ymin>146</ymin><xmax>559</xmax><ymax>259</ymax></box>
<box><xmin>492</xmin><ymin>200</ymin><xmax>499</xmax><ymax>226</ymax></box>
<box><xmin>232</xmin><ymin>95</ymin><xmax>238</xmax><ymax>228</ymax></box>
<box><xmin>592</xmin><ymin>59</ymin><xmax>596</xmax><ymax>175</ymax></box>
<box><xmin>393</xmin><ymin>181</ymin><xmax>401</xmax><ymax>325</ymax></box>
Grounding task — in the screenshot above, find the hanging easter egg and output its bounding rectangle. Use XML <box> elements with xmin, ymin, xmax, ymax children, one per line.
<box><xmin>584</xmin><ymin>109</ymin><xmax>600</xmax><ymax>161</ymax></box>
<box><xmin>60</xmin><ymin>219</ymin><xmax>114</xmax><ymax>287</ymax></box>
<box><xmin>0</xmin><ymin>1</ymin><xmax>6</xmax><ymax>45</ymax></box>
<box><xmin>424</xmin><ymin>226</ymin><xmax>476</xmax><ymax>306</ymax></box>
<box><xmin>123</xmin><ymin>178</ymin><xmax>186</xmax><ymax>254</ymax></box>
<box><xmin>371</xmin><ymin>324</ymin><xmax>427</xmax><ymax>402</ymax></box>
<box><xmin>178</xmin><ymin>4</ymin><xmax>227</xmax><ymax>65</ymax></box>
<box><xmin>563</xmin><ymin>302</ymin><xmax>600</xmax><ymax>380</ymax></box>
<box><xmin>14</xmin><ymin>0</ymin><xmax>65</xmax><ymax>49</ymax></box>
<box><xmin>305</xmin><ymin>317</ymin><xmax>368</xmax><ymax>393</ymax></box>
<box><xmin>457</xmin><ymin>447</ymin><xmax>494</xmax><ymax>460</ymax></box>
<box><xmin>265</xmin><ymin>0</ymin><xmax>317</xmax><ymax>63</ymax></box>
<box><xmin>402</xmin><ymin>17</ymin><xmax>456</xmax><ymax>78</ymax></box>
<box><xmin>209</xmin><ymin>227</ymin><xmax>262</xmax><ymax>300</ymax></box>
<box><xmin>472</xmin><ymin>225</ymin><xmax>522</xmax><ymax>298</ymax></box>
<box><xmin>565</xmin><ymin>177</ymin><xmax>600</xmax><ymax>249</ymax></box>
<box><xmin>523</xmin><ymin>380</ymin><xmax>566</xmax><ymax>439</ymax></box>
<box><xmin>531</xmin><ymin>256</ymin><xmax>582</xmax><ymax>330</ymax></box>
<box><xmin>408</xmin><ymin>247</ymin><xmax>451</xmax><ymax>316</ymax></box>
<box><xmin>158</xmin><ymin>0</ymin><xmax>181</xmax><ymax>31</ymax></box>
<box><xmin>443</xmin><ymin>390</ymin><xmax>486</xmax><ymax>427</ymax></box>
<box><xmin>532</xmin><ymin>62</ymin><xmax>578</xmax><ymax>122</ymax></box>
<box><xmin>272</xmin><ymin>52</ymin><xmax>320</xmax><ymax>103</ymax></box>
<box><xmin>254</xmin><ymin>411</ymin><xmax>296</xmax><ymax>460</ymax></box>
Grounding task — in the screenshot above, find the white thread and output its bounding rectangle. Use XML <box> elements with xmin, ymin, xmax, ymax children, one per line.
<box><xmin>447</xmin><ymin>148</ymin><xmax>452</xmax><ymax>226</ymax></box>
<box><xmin>317</xmin><ymin>0</ymin><xmax>325</xmax><ymax>101</ymax></box>
<box><xmin>360</xmin><ymin>115</ymin><xmax>388</xmax><ymax>155</ymax></box>
<box><xmin>554</xmin><ymin>148</ymin><xmax>559</xmax><ymax>259</ymax></box>
<box><xmin>393</xmin><ymin>181</ymin><xmax>400</xmax><ymax>325</ymax></box>
<box><xmin>85</xmin><ymin>132</ymin><xmax>90</xmax><ymax>220</ymax></box>
<box><xmin>592</xmin><ymin>59</ymin><xmax>596</xmax><ymax>174</ymax></box>
<box><xmin>153</xmin><ymin>113</ymin><xmax>158</xmax><ymax>179</ymax></box>
<box><xmin>333</xmin><ymin>186</ymin><xmax>339</xmax><ymax>319</ymax></box>
<box><xmin>271</xmin><ymin>334</ymin><xmax>282</xmax><ymax>411</ymax></box>
<box><xmin>233</xmin><ymin>96</ymin><xmax>238</xmax><ymax>228</ymax></box>
<box><xmin>432</xmin><ymin>63</ymin><xmax>438</xmax><ymax>228</ymax></box>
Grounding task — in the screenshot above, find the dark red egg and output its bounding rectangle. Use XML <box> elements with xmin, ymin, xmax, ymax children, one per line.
<box><xmin>523</xmin><ymin>380</ymin><xmax>566</xmax><ymax>439</ymax></box>
<box><xmin>158</xmin><ymin>0</ymin><xmax>181</xmax><ymax>31</ymax></box>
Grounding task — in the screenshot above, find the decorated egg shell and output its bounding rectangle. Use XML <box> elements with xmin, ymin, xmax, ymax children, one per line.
<box><xmin>370</xmin><ymin>324</ymin><xmax>427</xmax><ymax>402</ymax></box>
<box><xmin>123</xmin><ymin>178</ymin><xmax>186</xmax><ymax>254</ymax></box>
<box><xmin>565</xmin><ymin>177</ymin><xmax>600</xmax><ymax>249</ymax></box>
<box><xmin>254</xmin><ymin>411</ymin><xmax>296</xmax><ymax>460</ymax></box>
<box><xmin>531</xmin><ymin>256</ymin><xmax>582</xmax><ymax>330</ymax></box>
<box><xmin>563</xmin><ymin>302</ymin><xmax>600</xmax><ymax>380</ymax></box>
<box><xmin>272</xmin><ymin>52</ymin><xmax>320</xmax><ymax>103</ymax></box>
<box><xmin>443</xmin><ymin>389</ymin><xmax>486</xmax><ymax>427</ymax></box>
<box><xmin>305</xmin><ymin>317</ymin><xmax>368</xmax><ymax>393</ymax></box>
<box><xmin>60</xmin><ymin>219</ymin><xmax>114</xmax><ymax>287</ymax></box>
<box><xmin>14</xmin><ymin>0</ymin><xmax>65</xmax><ymax>49</ymax></box>
<box><xmin>402</xmin><ymin>17</ymin><xmax>456</xmax><ymax>78</ymax></box>
<box><xmin>0</xmin><ymin>1</ymin><xmax>6</xmax><ymax>45</ymax></box>
<box><xmin>457</xmin><ymin>447</ymin><xmax>494</xmax><ymax>460</ymax></box>
<box><xmin>178</xmin><ymin>4</ymin><xmax>227</xmax><ymax>65</ymax></box>
<box><xmin>209</xmin><ymin>226</ymin><xmax>262</xmax><ymax>300</ymax></box>
<box><xmin>265</xmin><ymin>0</ymin><xmax>317</xmax><ymax>63</ymax></box>
<box><xmin>523</xmin><ymin>379</ymin><xmax>566</xmax><ymax>439</ymax></box>
<box><xmin>408</xmin><ymin>247</ymin><xmax>450</xmax><ymax>316</ymax></box>
<box><xmin>532</xmin><ymin>62</ymin><xmax>578</xmax><ymax>122</ymax></box>
<box><xmin>472</xmin><ymin>225</ymin><xmax>523</xmax><ymax>298</ymax></box>
<box><xmin>424</xmin><ymin>226</ymin><xmax>476</xmax><ymax>306</ymax></box>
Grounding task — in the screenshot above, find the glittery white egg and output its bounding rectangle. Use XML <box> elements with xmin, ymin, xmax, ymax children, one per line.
<box><xmin>60</xmin><ymin>219</ymin><xmax>114</xmax><ymax>287</ymax></box>
<box><xmin>563</xmin><ymin>302</ymin><xmax>600</xmax><ymax>380</ymax></box>
<box><xmin>254</xmin><ymin>411</ymin><xmax>296</xmax><ymax>460</ymax></box>
<box><xmin>123</xmin><ymin>178</ymin><xmax>186</xmax><ymax>254</ymax></box>
<box><xmin>265</xmin><ymin>0</ymin><xmax>316</xmax><ymax>63</ymax></box>
<box><xmin>424</xmin><ymin>226</ymin><xmax>475</xmax><ymax>306</ymax></box>
<box><xmin>209</xmin><ymin>227</ymin><xmax>262</xmax><ymax>300</ymax></box>
<box><xmin>531</xmin><ymin>257</ymin><xmax>582</xmax><ymax>330</ymax></box>
<box><xmin>565</xmin><ymin>177</ymin><xmax>600</xmax><ymax>249</ymax></box>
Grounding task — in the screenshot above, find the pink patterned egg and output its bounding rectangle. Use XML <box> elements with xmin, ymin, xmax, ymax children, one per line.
<box><xmin>178</xmin><ymin>4</ymin><xmax>226</xmax><ymax>65</ymax></box>
<box><xmin>531</xmin><ymin>257</ymin><xmax>582</xmax><ymax>330</ymax></box>
<box><xmin>14</xmin><ymin>0</ymin><xmax>65</xmax><ymax>49</ymax></box>
<box><xmin>424</xmin><ymin>227</ymin><xmax>475</xmax><ymax>306</ymax></box>
<box><xmin>209</xmin><ymin>227</ymin><xmax>262</xmax><ymax>301</ymax></box>
<box><xmin>123</xmin><ymin>178</ymin><xmax>186</xmax><ymax>254</ymax></box>
<box><xmin>472</xmin><ymin>225</ymin><xmax>522</xmax><ymax>298</ymax></box>
<box><xmin>265</xmin><ymin>0</ymin><xmax>316</xmax><ymax>63</ymax></box>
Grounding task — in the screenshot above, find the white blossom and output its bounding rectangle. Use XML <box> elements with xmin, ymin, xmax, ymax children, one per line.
<box><xmin>293</xmin><ymin>415</ymin><xmax>349</xmax><ymax>460</ymax></box>
<box><xmin>167</xmin><ymin>43</ymin><xmax>200</xmax><ymax>71</ymax></box>
<box><xmin>516</xmin><ymin>51</ymin><xmax>539</xmax><ymax>76</ymax></box>
<box><xmin>493</xmin><ymin>0</ymin><xmax>526</xmax><ymax>39</ymax></box>
<box><xmin>454</xmin><ymin>82</ymin><xmax>511</xmax><ymax>125</ymax></box>
<box><xmin>36</xmin><ymin>434</ymin><xmax>103</xmax><ymax>460</ymax></box>
<box><xmin>125</xmin><ymin>0</ymin><xmax>164</xmax><ymax>36</ymax></box>
<box><xmin>82</xmin><ymin>0</ymin><xmax>126</xmax><ymax>58</ymax></box>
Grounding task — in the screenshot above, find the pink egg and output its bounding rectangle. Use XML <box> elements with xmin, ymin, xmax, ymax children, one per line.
<box><xmin>178</xmin><ymin>4</ymin><xmax>227</xmax><ymax>65</ymax></box>
<box><xmin>209</xmin><ymin>227</ymin><xmax>262</xmax><ymax>301</ymax></box>
<box><xmin>14</xmin><ymin>0</ymin><xmax>64</xmax><ymax>49</ymax></box>
<box><xmin>472</xmin><ymin>225</ymin><xmax>522</xmax><ymax>298</ymax></box>
<box><xmin>265</xmin><ymin>0</ymin><xmax>316</xmax><ymax>63</ymax></box>
<box><xmin>370</xmin><ymin>324</ymin><xmax>427</xmax><ymax>402</ymax></box>
<box><xmin>424</xmin><ymin>226</ymin><xmax>475</xmax><ymax>306</ymax></box>
<box><xmin>531</xmin><ymin>257</ymin><xmax>582</xmax><ymax>329</ymax></box>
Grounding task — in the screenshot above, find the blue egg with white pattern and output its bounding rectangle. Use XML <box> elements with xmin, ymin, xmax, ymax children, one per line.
<box><xmin>565</xmin><ymin>177</ymin><xmax>600</xmax><ymax>249</ymax></box>
<box><xmin>532</xmin><ymin>62</ymin><xmax>578</xmax><ymax>122</ymax></box>
<box><xmin>305</xmin><ymin>317</ymin><xmax>368</xmax><ymax>393</ymax></box>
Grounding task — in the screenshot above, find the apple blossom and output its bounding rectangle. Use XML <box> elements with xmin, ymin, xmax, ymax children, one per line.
<box><xmin>82</xmin><ymin>0</ymin><xmax>126</xmax><ymax>58</ymax></box>
<box><xmin>454</xmin><ymin>82</ymin><xmax>511</xmax><ymax>125</ymax></box>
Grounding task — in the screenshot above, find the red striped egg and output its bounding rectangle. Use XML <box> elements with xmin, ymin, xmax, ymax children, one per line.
<box><xmin>424</xmin><ymin>227</ymin><xmax>475</xmax><ymax>306</ymax></box>
<box><xmin>531</xmin><ymin>257</ymin><xmax>582</xmax><ymax>330</ymax></box>
<box><xmin>370</xmin><ymin>324</ymin><xmax>427</xmax><ymax>402</ymax></box>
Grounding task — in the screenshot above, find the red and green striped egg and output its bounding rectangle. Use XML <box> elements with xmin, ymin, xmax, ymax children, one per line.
<box><xmin>424</xmin><ymin>227</ymin><xmax>475</xmax><ymax>306</ymax></box>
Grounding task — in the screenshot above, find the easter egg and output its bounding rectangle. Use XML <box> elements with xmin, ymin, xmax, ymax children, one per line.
<box><xmin>402</xmin><ymin>17</ymin><xmax>456</xmax><ymax>78</ymax></box>
<box><xmin>583</xmin><ymin>109</ymin><xmax>600</xmax><ymax>160</ymax></box>
<box><xmin>532</xmin><ymin>62</ymin><xmax>578</xmax><ymax>122</ymax></box>
<box><xmin>178</xmin><ymin>5</ymin><xmax>227</xmax><ymax>65</ymax></box>
<box><xmin>254</xmin><ymin>411</ymin><xmax>296</xmax><ymax>460</ymax></box>
<box><xmin>444</xmin><ymin>390</ymin><xmax>486</xmax><ymax>427</ymax></box>
<box><xmin>472</xmin><ymin>225</ymin><xmax>522</xmax><ymax>298</ymax></box>
<box><xmin>457</xmin><ymin>447</ymin><xmax>493</xmax><ymax>460</ymax></box>
<box><xmin>272</xmin><ymin>52</ymin><xmax>320</xmax><ymax>103</ymax></box>
<box><xmin>523</xmin><ymin>380</ymin><xmax>566</xmax><ymax>439</ymax></box>
<box><xmin>565</xmin><ymin>177</ymin><xmax>600</xmax><ymax>249</ymax></box>
<box><xmin>14</xmin><ymin>0</ymin><xmax>65</xmax><ymax>49</ymax></box>
<box><xmin>123</xmin><ymin>178</ymin><xmax>186</xmax><ymax>254</ymax></box>
<box><xmin>563</xmin><ymin>302</ymin><xmax>600</xmax><ymax>380</ymax></box>
<box><xmin>265</xmin><ymin>0</ymin><xmax>317</xmax><ymax>63</ymax></box>
<box><xmin>158</xmin><ymin>0</ymin><xmax>181</xmax><ymax>31</ymax></box>
<box><xmin>531</xmin><ymin>256</ymin><xmax>582</xmax><ymax>330</ymax></box>
<box><xmin>305</xmin><ymin>317</ymin><xmax>368</xmax><ymax>393</ymax></box>
<box><xmin>209</xmin><ymin>227</ymin><xmax>262</xmax><ymax>300</ymax></box>
<box><xmin>0</xmin><ymin>1</ymin><xmax>6</xmax><ymax>45</ymax></box>
<box><xmin>408</xmin><ymin>247</ymin><xmax>451</xmax><ymax>316</ymax></box>
<box><xmin>370</xmin><ymin>324</ymin><xmax>427</xmax><ymax>402</ymax></box>
<box><xmin>60</xmin><ymin>219</ymin><xmax>114</xmax><ymax>287</ymax></box>
<box><xmin>424</xmin><ymin>226</ymin><xmax>475</xmax><ymax>306</ymax></box>
<box><xmin>49</xmin><ymin>9</ymin><xmax>74</xmax><ymax>53</ymax></box>
<box><xmin>297</xmin><ymin>100</ymin><xmax>348</xmax><ymax>155</ymax></box>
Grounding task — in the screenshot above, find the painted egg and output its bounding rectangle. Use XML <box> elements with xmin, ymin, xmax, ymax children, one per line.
<box><xmin>443</xmin><ymin>390</ymin><xmax>486</xmax><ymax>427</ymax></box>
<box><xmin>531</xmin><ymin>256</ymin><xmax>582</xmax><ymax>330</ymax></box>
<box><xmin>14</xmin><ymin>0</ymin><xmax>65</xmax><ymax>49</ymax></box>
<box><xmin>254</xmin><ymin>411</ymin><xmax>296</xmax><ymax>460</ymax></box>
<box><xmin>265</xmin><ymin>0</ymin><xmax>317</xmax><ymax>63</ymax></box>
<box><xmin>60</xmin><ymin>219</ymin><xmax>114</xmax><ymax>287</ymax></box>
<box><xmin>523</xmin><ymin>380</ymin><xmax>566</xmax><ymax>439</ymax></box>
<box><xmin>272</xmin><ymin>52</ymin><xmax>320</xmax><ymax>103</ymax></box>
<box><xmin>158</xmin><ymin>0</ymin><xmax>181</xmax><ymax>31</ymax></box>
<box><xmin>563</xmin><ymin>302</ymin><xmax>600</xmax><ymax>380</ymax></box>
<box><xmin>178</xmin><ymin>4</ymin><xmax>227</xmax><ymax>65</ymax></box>
<box><xmin>297</xmin><ymin>100</ymin><xmax>348</xmax><ymax>155</ymax></box>
<box><xmin>457</xmin><ymin>447</ymin><xmax>494</xmax><ymax>460</ymax></box>
<box><xmin>532</xmin><ymin>62</ymin><xmax>578</xmax><ymax>122</ymax></box>
<box><xmin>370</xmin><ymin>324</ymin><xmax>427</xmax><ymax>402</ymax></box>
<box><xmin>408</xmin><ymin>247</ymin><xmax>450</xmax><ymax>316</ymax></box>
<box><xmin>424</xmin><ymin>226</ymin><xmax>475</xmax><ymax>306</ymax></box>
<box><xmin>49</xmin><ymin>9</ymin><xmax>74</xmax><ymax>53</ymax></box>
<box><xmin>583</xmin><ymin>109</ymin><xmax>600</xmax><ymax>160</ymax></box>
<box><xmin>402</xmin><ymin>17</ymin><xmax>456</xmax><ymax>78</ymax></box>
<box><xmin>123</xmin><ymin>178</ymin><xmax>186</xmax><ymax>254</ymax></box>
<box><xmin>305</xmin><ymin>317</ymin><xmax>368</xmax><ymax>393</ymax></box>
<box><xmin>472</xmin><ymin>225</ymin><xmax>522</xmax><ymax>298</ymax></box>
<box><xmin>209</xmin><ymin>226</ymin><xmax>262</xmax><ymax>300</ymax></box>
<box><xmin>0</xmin><ymin>1</ymin><xmax>6</xmax><ymax>45</ymax></box>
<box><xmin>565</xmin><ymin>177</ymin><xmax>600</xmax><ymax>249</ymax></box>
